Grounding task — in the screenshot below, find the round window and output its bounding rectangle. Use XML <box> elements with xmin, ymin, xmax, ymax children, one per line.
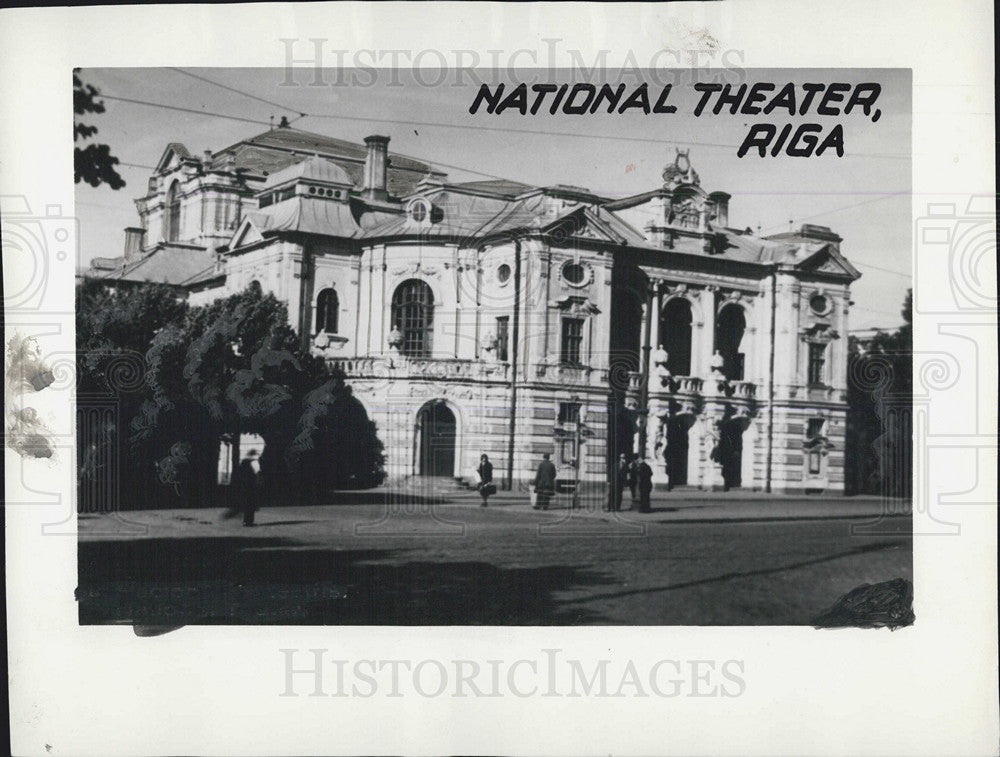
<box><xmin>563</xmin><ymin>262</ymin><xmax>586</xmax><ymax>285</ymax></box>
<box><xmin>410</xmin><ymin>201</ymin><xmax>428</xmax><ymax>223</ymax></box>
<box><xmin>809</xmin><ymin>294</ymin><xmax>829</xmax><ymax>314</ymax></box>
<box><xmin>497</xmin><ymin>263</ymin><xmax>511</xmax><ymax>284</ymax></box>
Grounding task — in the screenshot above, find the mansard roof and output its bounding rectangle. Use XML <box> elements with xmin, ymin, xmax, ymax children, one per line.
<box><xmin>209</xmin><ymin>126</ymin><xmax>447</xmax><ymax>197</ymax></box>
<box><xmin>246</xmin><ymin>197</ymin><xmax>361</xmax><ymax>239</ymax></box>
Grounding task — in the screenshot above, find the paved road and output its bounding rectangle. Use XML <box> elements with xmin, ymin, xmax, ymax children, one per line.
<box><xmin>78</xmin><ymin>494</ymin><xmax>911</xmax><ymax>626</ymax></box>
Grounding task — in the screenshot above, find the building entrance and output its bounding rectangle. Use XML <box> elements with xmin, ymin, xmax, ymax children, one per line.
<box><xmin>416</xmin><ymin>401</ymin><xmax>456</xmax><ymax>477</ymax></box>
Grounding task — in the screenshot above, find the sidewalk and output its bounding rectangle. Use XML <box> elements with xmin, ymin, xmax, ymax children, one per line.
<box><xmin>382</xmin><ymin>486</ymin><xmax>911</xmax><ymax>524</ymax></box>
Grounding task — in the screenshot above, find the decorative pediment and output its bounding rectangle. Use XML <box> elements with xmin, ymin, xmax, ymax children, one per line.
<box><xmin>550</xmin><ymin>294</ymin><xmax>601</xmax><ymax>315</ymax></box>
<box><xmin>796</xmin><ymin>245</ymin><xmax>862</xmax><ymax>280</ymax></box>
<box><xmin>155</xmin><ymin>142</ymin><xmax>193</xmax><ymax>174</ymax></box>
<box><xmin>543</xmin><ymin>208</ymin><xmax>624</xmax><ymax>246</ymax></box>
<box><xmin>228</xmin><ymin>216</ymin><xmax>266</xmax><ymax>250</ymax></box>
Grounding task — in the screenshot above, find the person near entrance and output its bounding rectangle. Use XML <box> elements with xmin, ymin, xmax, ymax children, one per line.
<box><xmin>610</xmin><ymin>453</ymin><xmax>630</xmax><ymax>512</ymax></box>
<box><xmin>532</xmin><ymin>453</ymin><xmax>557</xmax><ymax>510</ymax></box>
<box><xmin>627</xmin><ymin>454</ymin><xmax>640</xmax><ymax>502</ymax></box>
<box><xmin>636</xmin><ymin>457</ymin><xmax>654</xmax><ymax>512</ymax></box>
<box><xmin>477</xmin><ymin>453</ymin><xmax>495</xmax><ymax>507</ymax></box>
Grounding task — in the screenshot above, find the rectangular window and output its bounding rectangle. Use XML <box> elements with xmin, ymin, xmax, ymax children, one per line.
<box><xmin>558</xmin><ymin>402</ymin><xmax>581</xmax><ymax>425</ymax></box>
<box><xmin>560</xmin><ymin>318</ymin><xmax>584</xmax><ymax>366</ymax></box>
<box><xmin>807</xmin><ymin>343</ymin><xmax>826</xmax><ymax>385</ymax></box>
<box><xmin>495</xmin><ymin>316</ymin><xmax>509</xmax><ymax>362</ymax></box>
<box><xmin>807</xmin><ymin>418</ymin><xmax>826</xmax><ymax>439</ymax></box>
<box><xmin>560</xmin><ymin>438</ymin><xmax>577</xmax><ymax>466</ymax></box>
<box><xmin>808</xmin><ymin>450</ymin><xmax>822</xmax><ymax>475</ymax></box>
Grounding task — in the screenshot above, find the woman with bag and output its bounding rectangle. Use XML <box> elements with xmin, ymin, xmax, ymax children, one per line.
<box><xmin>477</xmin><ymin>453</ymin><xmax>495</xmax><ymax>507</ymax></box>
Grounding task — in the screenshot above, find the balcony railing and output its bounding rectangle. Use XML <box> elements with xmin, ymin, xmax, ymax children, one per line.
<box><xmin>330</xmin><ymin>356</ymin><xmax>510</xmax><ymax>382</ymax></box>
<box><xmin>647</xmin><ymin>374</ymin><xmax>755</xmax><ymax>400</ymax></box>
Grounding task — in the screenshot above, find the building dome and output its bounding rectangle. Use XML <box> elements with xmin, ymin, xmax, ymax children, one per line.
<box><xmin>263</xmin><ymin>155</ymin><xmax>353</xmax><ymax>190</ymax></box>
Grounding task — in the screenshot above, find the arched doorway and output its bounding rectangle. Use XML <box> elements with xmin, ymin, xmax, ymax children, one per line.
<box><xmin>415</xmin><ymin>401</ymin><xmax>456</xmax><ymax>477</ymax></box>
<box><xmin>660</xmin><ymin>298</ymin><xmax>693</xmax><ymax>376</ymax></box>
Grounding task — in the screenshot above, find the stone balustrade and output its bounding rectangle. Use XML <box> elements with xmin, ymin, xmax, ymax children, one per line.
<box><xmin>330</xmin><ymin>355</ymin><xmax>756</xmax><ymax>400</ymax></box>
<box><xmin>330</xmin><ymin>355</ymin><xmax>510</xmax><ymax>382</ymax></box>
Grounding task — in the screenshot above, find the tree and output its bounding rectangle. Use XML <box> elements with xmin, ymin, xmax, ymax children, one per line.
<box><xmin>76</xmin><ymin>280</ymin><xmax>189</xmax><ymax>510</ymax></box>
<box><xmin>135</xmin><ymin>285</ymin><xmax>387</xmax><ymax>505</ymax></box>
<box><xmin>78</xmin><ymin>280</ymin><xmax>386</xmax><ymax>509</ymax></box>
<box><xmin>74</xmin><ymin>70</ymin><xmax>125</xmax><ymax>189</ymax></box>
<box><xmin>845</xmin><ymin>290</ymin><xmax>912</xmax><ymax>497</ymax></box>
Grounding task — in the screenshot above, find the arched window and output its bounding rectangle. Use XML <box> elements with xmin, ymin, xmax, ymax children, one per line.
<box><xmin>715</xmin><ymin>304</ymin><xmax>747</xmax><ymax>380</ymax></box>
<box><xmin>391</xmin><ymin>279</ymin><xmax>434</xmax><ymax>357</ymax></box>
<box><xmin>315</xmin><ymin>287</ymin><xmax>339</xmax><ymax>334</ymax></box>
<box><xmin>660</xmin><ymin>298</ymin><xmax>693</xmax><ymax>376</ymax></box>
<box><xmin>164</xmin><ymin>181</ymin><xmax>181</xmax><ymax>242</ymax></box>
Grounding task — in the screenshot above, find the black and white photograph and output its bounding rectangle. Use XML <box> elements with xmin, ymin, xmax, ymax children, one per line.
<box><xmin>71</xmin><ymin>67</ymin><xmax>914</xmax><ymax>627</ymax></box>
<box><xmin>2</xmin><ymin>3</ymin><xmax>996</xmax><ymax>755</ymax></box>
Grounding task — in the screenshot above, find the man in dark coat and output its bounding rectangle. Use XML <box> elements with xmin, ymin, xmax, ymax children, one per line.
<box><xmin>532</xmin><ymin>453</ymin><xmax>557</xmax><ymax>510</ymax></box>
<box><xmin>627</xmin><ymin>455</ymin><xmax>640</xmax><ymax>502</ymax></box>
<box><xmin>232</xmin><ymin>452</ymin><xmax>260</xmax><ymax>526</ymax></box>
<box><xmin>610</xmin><ymin>453</ymin><xmax>630</xmax><ymax>511</ymax></box>
<box><xmin>636</xmin><ymin>457</ymin><xmax>654</xmax><ymax>513</ymax></box>
<box><xmin>477</xmin><ymin>453</ymin><xmax>494</xmax><ymax>507</ymax></box>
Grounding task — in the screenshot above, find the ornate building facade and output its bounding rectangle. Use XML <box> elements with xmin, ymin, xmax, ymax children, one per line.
<box><xmin>89</xmin><ymin>125</ymin><xmax>860</xmax><ymax>493</ymax></box>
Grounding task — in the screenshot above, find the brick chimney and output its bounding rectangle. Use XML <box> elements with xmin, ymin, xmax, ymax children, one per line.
<box><xmin>123</xmin><ymin>227</ymin><xmax>146</xmax><ymax>263</ymax></box>
<box><xmin>709</xmin><ymin>191</ymin><xmax>731</xmax><ymax>229</ymax></box>
<box><xmin>363</xmin><ymin>135</ymin><xmax>390</xmax><ymax>200</ymax></box>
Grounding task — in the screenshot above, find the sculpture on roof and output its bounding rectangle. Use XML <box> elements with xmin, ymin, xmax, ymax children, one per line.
<box><xmin>662</xmin><ymin>148</ymin><xmax>700</xmax><ymax>189</ymax></box>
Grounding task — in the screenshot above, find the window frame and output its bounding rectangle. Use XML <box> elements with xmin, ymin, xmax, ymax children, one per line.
<box><xmin>391</xmin><ymin>279</ymin><xmax>435</xmax><ymax>358</ymax></box>
<box><xmin>560</xmin><ymin>317</ymin><xmax>585</xmax><ymax>366</ymax></box>
<box><xmin>165</xmin><ymin>180</ymin><xmax>181</xmax><ymax>242</ymax></box>
<box><xmin>495</xmin><ymin>315</ymin><xmax>510</xmax><ymax>362</ymax></box>
<box><xmin>315</xmin><ymin>287</ymin><xmax>340</xmax><ymax>335</ymax></box>
<box><xmin>807</xmin><ymin>342</ymin><xmax>827</xmax><ymax>386</ymax></box>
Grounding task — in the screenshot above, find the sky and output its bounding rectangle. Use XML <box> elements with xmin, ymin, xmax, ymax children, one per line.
<box><xmin>75</xmin><ymin>67</ymin><xmax>912</xmax><ymax>329</ymax></box>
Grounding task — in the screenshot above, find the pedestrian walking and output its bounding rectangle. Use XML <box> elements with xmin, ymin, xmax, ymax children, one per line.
<box><xmin>637</xmin><ymin>457</ymin><xmax>654</xmax><ymax>513</ymax></box>
<box><xmin>532</xmin><ymin>453</ymin><xmax>557</xmax><ymax>510</ymax></box>
<box><xmin>231</xmin><ymin>451</ymin><xmax>260</xmax><ymax>526</ymax></box>
<box><xmin>477</xmin><ymin>453</ymin><xmax>495</xmax><ymax>506</ymax></box>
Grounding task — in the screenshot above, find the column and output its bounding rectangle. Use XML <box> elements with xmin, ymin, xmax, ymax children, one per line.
<box><xmin>650</xmin><ymin>281</ymin><xmax>662</xmax><ymax>350</ymax></box>
<box><xmin>637</xmin><ymin>280</ymin><xmax>655</xmax><ymax>457</ymax></box>
<box><xmin>696</xmin><ymin>286</ymin><xmax>717</xmax><ymax>377</ymax></box>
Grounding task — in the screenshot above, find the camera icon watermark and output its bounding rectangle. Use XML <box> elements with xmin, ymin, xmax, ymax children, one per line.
<box><xmin>913</xmin><ymin>195</ymin><xmax>996</xmax><ymax>315</ymax></box>
<box><xmin>1</xmin><ymin>195</ymin><xmax>78</xmax><ymax>313</ymax></box>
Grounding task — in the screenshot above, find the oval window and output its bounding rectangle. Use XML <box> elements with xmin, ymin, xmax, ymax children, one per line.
<box><xmin>410</xmin><ymin>201</ymin><xmax>428</xmax><ymax>223</ymax></box>
<box><xmin>563</xmin><ymin>262</ymin><xmax>585</xmax><ymax>285</ymax></box>
<box><xmin>497</xmin><ymin>263</ymin><xmax>511</xmax><ymax>284</ymax></box>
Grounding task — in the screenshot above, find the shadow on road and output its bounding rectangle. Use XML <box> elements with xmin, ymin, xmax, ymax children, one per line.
<box><xmin>78</xmin><ymin>535</ymin><xmax>613</xmax><ymax>625</ymax></box>
<box><xmin>562</xmin><ymin>540</ymin><xmax>907</xmax><ymax>605</ymax></box>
